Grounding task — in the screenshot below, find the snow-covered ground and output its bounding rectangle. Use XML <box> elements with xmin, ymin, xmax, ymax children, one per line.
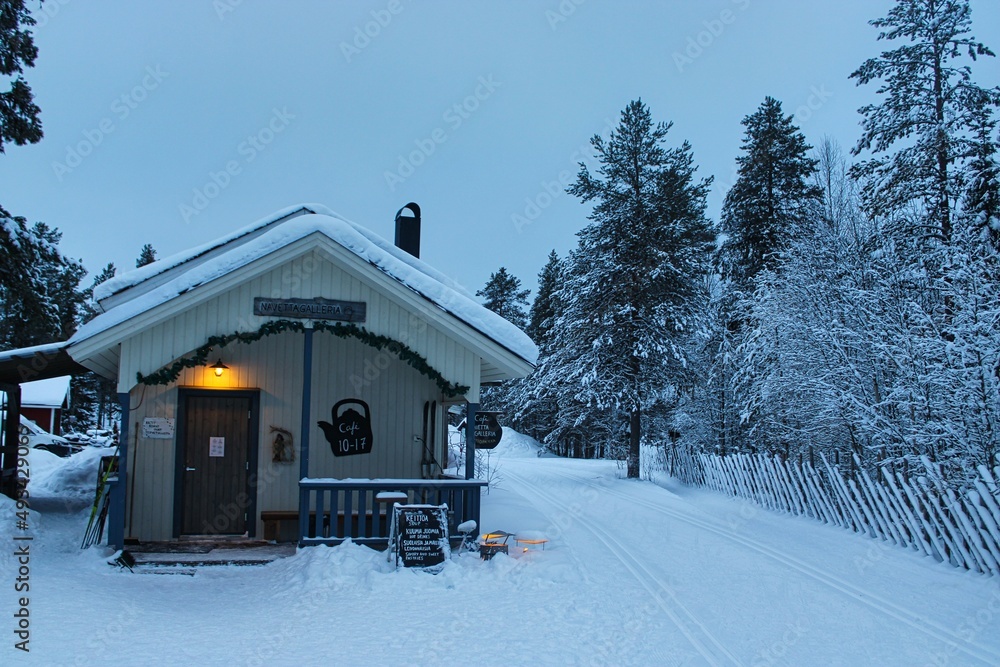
<box><xmin>4</xmin><ymin>433</ymin><xmax>1000</xmax><ymax>666</ymax></box>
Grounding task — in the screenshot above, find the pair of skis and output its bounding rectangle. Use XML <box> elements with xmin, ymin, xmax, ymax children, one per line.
<box><xmin>81</xmin><ymin>451</ymin><xmax>119</xmax><ymax>549</ymax></box>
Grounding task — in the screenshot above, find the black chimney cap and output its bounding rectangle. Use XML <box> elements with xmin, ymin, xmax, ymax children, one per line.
<box><xmin>394</xmin><ymin>202</ymin><xmax>421</xmax><ymax>259</ymax></box>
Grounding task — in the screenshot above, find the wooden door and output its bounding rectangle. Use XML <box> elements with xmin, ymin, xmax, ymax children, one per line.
<box><xmin>178</xmin><ymin>393</ymin><xmax>255</xmax><ymax>536</ymax></box>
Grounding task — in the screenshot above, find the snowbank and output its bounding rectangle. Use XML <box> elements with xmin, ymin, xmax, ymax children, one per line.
<box><xmin>27</xmin><ymin>445</ymin><xmax>108</xmax><ymax>503</ymax></box>
<box><xmin>490</xmin><ymin>427</ymin><xmax>542</xmax><ymax>458</ymax></box>
<box><xmin>0</xmin><ymin>494</ymin><xmax>39</xmax><ymax>571</ymax></box>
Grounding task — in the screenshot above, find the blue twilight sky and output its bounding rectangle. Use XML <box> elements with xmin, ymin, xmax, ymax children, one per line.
<box><xmin>1</xmin><ymin>0</ymin><xmax>998</xmax><ymax>299</ymax></box>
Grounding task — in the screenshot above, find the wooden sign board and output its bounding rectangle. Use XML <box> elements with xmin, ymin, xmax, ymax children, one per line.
<box><xmin>474</xmin><ymin>411</ymin><xmax>503</xmax><ymax>450</ymax></box>
<box><xmin>392</xmin><ymin>504</ymin><xmax>450</xmax><ymax>571</ymax></box>
<box><xmin>253</xmin><ymin>297</ymin><xmax>366</xmax><ymax>322</ymax></box>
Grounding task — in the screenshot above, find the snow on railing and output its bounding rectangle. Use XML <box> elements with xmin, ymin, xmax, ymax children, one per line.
<box><xmin>649</xmin><ymin>444</ymin><xmax>1000</xmax><ymax>577</ymax></box>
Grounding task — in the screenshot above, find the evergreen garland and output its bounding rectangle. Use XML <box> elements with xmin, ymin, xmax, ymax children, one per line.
<box><xmin>136</xmin><ymin>319</ymin><xmax>471</xmax><ymax>398</ymax></box>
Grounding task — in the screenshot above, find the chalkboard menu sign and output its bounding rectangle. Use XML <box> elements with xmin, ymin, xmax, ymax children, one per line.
<box><xmin>474</xmin><ymin>411</ymin><xmax>503</xmax><ymax>450</ymax></box>
<box><xmin>392</xmin><ymin>504</ymin><xmax>451</xmax><ymax>570</ymax></box>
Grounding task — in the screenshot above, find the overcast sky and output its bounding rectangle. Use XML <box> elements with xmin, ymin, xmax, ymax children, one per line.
<box><xmin>2</xmin><ymin>0</ymin><xmax>998</xmax><ymax>299</ymax></box>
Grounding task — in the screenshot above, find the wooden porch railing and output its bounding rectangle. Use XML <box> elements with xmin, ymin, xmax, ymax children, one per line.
<box><xmin>297</xmin><ymin>477</ymin><xmax>487</xmax><ymax>547</ymax></box>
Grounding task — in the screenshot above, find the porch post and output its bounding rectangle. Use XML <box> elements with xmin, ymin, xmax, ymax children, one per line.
<box><xmin>107</xmin><ymin>392</ymin><xmax>130</xmax><ymax>550</ymax></box>
<box><xmin>298</xmin><ymin>327</ymin><xmax>314</xmax><ymax>544</ymax></box>
<box><xmin>0</xmin><ymin>383</ymin><xmax>21</xmax><ymax>500</ymax></box>
<box><xmin>464</xmin><ymin>402</ymin><xmax>478</xmax><ymax>480</ymax></box>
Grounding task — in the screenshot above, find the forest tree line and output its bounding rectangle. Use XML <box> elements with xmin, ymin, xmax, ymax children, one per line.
<box><xmin>480</xmin><ymin>0</ymin><xmax>1000</xmax><ymax>483</ymax></box>
<box><xmin>1</xmin><ymin>1</ymin><xmax>997</xmax><ymax>482</ymax></box>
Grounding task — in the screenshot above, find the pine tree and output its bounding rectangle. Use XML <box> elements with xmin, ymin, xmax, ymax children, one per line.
<box><xmin>963</xmin><ymin>92</ymin><xmax>1000</xmax><ymax>249</ymax></box>
<box><xmin>0</xmin><ymin>0</ymin><xmax>43</xmax><ymax>153</ymax></box>
<box><xmin>525</xmin><ymin>250</ymin><xmax>560</xmax><ymax>352</ymax></box>
<box><xmin>0</xmin><ymin>4</ymin><xmax>46</xmax><ymax>349</ymax></box>
<box><xmin>719</xmin><ymin>96</ymin><xmax>823</xmax><ymax>291</ymax></box>
<box><xmin>64</xmin><ymin>263</ymin><xmax>120</xmax><ymax>433</ymax></box>
<box><xmin>501</xmin><ymin>252</ymin><xmax>564</xmax><ymax>446</ymax></box>
<box><xmin>32</xmin><ymin>222</ymin><xmax>87</xmax><ymax>339</ymax></box>
<box><xmin>0</xmin><ymin>211</ymin><xmax>87</xmax><ymax>349</ymax></box>
<box><xmin>136</xmin><ymin>243</ymin><xmax>158</xmax><ymax>268</ymax></box>
<box><xmin>79</xmin><ymin>262</ymin><xmax>116</xmax><ymax>323</ymax></box>
<box><xmin>476</xmin><ymin>267</ymin><xmax>530</xmax><ymax>329</ymax></box>
<box><xmin>543</xmin><ymin>99</ymin><xmax>715</xmax><ymax>477</ymax></box>
<box><xmin>850</xmin><ymin>0</ymin><xmax>1000</xmax><ymax>245</ymax></box>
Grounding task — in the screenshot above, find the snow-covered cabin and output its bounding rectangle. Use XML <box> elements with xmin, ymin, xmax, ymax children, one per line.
<box><xmin>10</xmin><ymin>375</ymin><xmax>71</xmax><ymax>435</ymax></box>
<box><xmin>0</xmin><ymin>204</ymin><xmax>536</xmax><ymax>548</ymax></box>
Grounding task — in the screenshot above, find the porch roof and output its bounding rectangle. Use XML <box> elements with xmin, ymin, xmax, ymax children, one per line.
<box><xmin>0</xmin><ymin>343</ymin><xmax>88</xmax><ymax>385</ymax></box>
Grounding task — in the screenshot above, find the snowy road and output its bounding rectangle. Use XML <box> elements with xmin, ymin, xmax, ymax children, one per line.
<box><xmin>5</xmin><ymin>443</ymin><xmax>1000</xmax><ymax>666</ymax></box>
<box><xmin>496</xmin><ymin>455</ymin><xmax>1000</xmax><ymax>666</ymax></box>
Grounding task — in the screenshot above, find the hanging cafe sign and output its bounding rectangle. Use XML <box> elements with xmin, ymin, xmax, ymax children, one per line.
<box><xmin>253</xmin><ymin>297</ymin><xmax>366</xmax><ymax>322</ymax></box>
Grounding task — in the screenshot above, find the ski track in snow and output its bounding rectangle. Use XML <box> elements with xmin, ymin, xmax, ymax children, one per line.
<box><xmin>504</xmin><ymin>467</ymin><xmax>742</xmax><ymax>667</ymax></box>
<box><xmin>536</xmin><ymin>463</ymin><xmax>1000</xmax><ymax>666</ymax></box>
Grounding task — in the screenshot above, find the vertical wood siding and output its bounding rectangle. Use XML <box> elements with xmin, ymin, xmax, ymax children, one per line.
<box><xmin>119</xmin><ymin>251</ymin><xmax>479</xmax><ymax>541</ymax></box>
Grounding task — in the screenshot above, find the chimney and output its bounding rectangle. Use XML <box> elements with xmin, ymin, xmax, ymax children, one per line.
<box><xmin>394</xmin><ymin>203</ymin><xmax>421</xmax><ymax>259</ymax></box>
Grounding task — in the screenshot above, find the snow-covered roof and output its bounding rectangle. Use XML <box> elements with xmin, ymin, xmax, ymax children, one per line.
<box><xmin>0</xmin><ymin>342</ymin><xmax>89</xmax><ymax>385</ymax></box>
<box><xmin>93</xmin><ymin>203</ymin><xmax>476</xmax><ymax>306</ymax></box>
<box><xmin>0</xmin><ymin>341</ymin><xmax>68</xmax><ymax>364</ymax></box>
<box><xmin>20</xmin><ymin>376</ymin><xmax>71</xmax><ymax>408</ymax></box>
<box><xmin>93</xmin><ymin>204</ymin><xmax>320</xmax><ymax>304</ymax></box>
<box><xmin>72</xmin><ymin>207</ymin><xmax>537</xmax><ymax>367</ymax></box>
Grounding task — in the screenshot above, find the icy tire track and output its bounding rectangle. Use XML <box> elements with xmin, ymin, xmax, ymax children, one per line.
<box><xmin>543</xmin><ymin>466</ymin><xmax>1000</xmax><ymax>666</ymax></box>
<box><xmin>505</xmin><ymin>468</ymin><xmax>743</xmax><ymax>667</ymax></box>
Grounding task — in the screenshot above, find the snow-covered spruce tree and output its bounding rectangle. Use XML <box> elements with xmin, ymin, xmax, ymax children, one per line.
<box><xmin>712</xmin><ymin>97</ymin><xmax>821</xmax><ymax>455</ymax></box>
<box><xmin>718</xmin><ymin>96</ymin><xmax>823</xmax><ymax>294</ymax></box>
<box><xmin>517</xmin><ymin>252</ymin><xmax>617</xmax><ymax>458</ymax></box>
<box><xmin>525</xmin><ymin>250</ymin><xmax>560</xmax><ymax>355</ymax></box>
<box><xmin>834</xmin><ymin>0</ymin><xmax>1000</xmax><ymax>478</ymax></box>
<box><xmin>539</xmin><ymin>99</ymin><xmax>715</xmax><ymax>477</ymax></box>
<box><xmin>0</xmin><ymin>1</ymin><xmax>50</xmax><ymax>351</ymax></box>
<box><xmin>504</xmin><ymin>251</ymin><xmax>562</xmax><ymax>443</ymax></box>
<box><xmin>476</xmin><ymin>267</ymin><xmax>530</xmax><ymax>420</ymax></box>
<box><xmin>0</xmin><ymin>213</ymin><xmax>87</xmax><ymax>349</ymax></box>
<box><xmin>0</xmin><ymin>0</ymin><xmax>43</xmax><ymax>153</ymax></box>
<box><xmin>731</xmin><ymin>139</ymin><xmax>894</xmax><ymax>462</ymax></box>
<box><xmin>64</xmin><ymin>263</ymin><xmax>120</xmax><ymax>433</ymax></box>
<box><xmin>135</xmin><ymin>243</ymin><xmax>158</xmax><ymax>268</ymax></box>
<box><xmin>476</xmin><ymin>266</ymin><xmax>530</xmax><ymax>330</ymax></box>
<box><xmin>850</xmin><ymin>0</ymin><xmax>999</xmax><ymax>247</ymax></box>
<box><xmin>963</xmin><ymin>90</ymin><xmax>1000</xmax><ymax>249</ymax></box>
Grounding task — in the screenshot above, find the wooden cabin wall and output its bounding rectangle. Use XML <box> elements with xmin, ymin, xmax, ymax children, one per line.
<box><xmin>121</xmin><ymin>331</ymin><xmax>303</xmax><ymax>542</ymax></box>
<box><xmin>309</xmin><ymin>333</ymin><xmax>438</xmax><ymax>482</ymax></box>
<box><xmin>117</xmin><ymin>251</ymin><xmax>480</xmax><ymax>541</ymax></box>
<box><xmin>117</xmin><ymin>251</ymin><xmax>479</xmax><ymax>396</ymax></box>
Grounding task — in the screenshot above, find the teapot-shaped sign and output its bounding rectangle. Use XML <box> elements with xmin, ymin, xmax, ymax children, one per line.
<box><xmin>318</xmin><ymin>399</ymin><xmax>373</xmax><ymax>457</ymax></box>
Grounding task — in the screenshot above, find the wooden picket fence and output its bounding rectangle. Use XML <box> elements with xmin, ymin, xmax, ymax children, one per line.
<box><xmin>654</xmin><ymin>445</ymin><xmax>1000</xmax><ymax>577</ymax></box>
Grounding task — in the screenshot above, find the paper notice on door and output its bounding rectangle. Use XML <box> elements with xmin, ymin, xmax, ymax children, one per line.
<box><xmin>209</xmin><ymin>437</ymin><xmax>225</xmax><ymax>457</ymax></box>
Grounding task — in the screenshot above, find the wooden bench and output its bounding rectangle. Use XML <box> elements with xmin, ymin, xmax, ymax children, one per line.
<box><xmin>260</xmin><ymin>511</ymin><xmax>331</xmax><ymax>541</ymax></box>
<box><xmin>261</xmin><ymin>509</ymin><xmax>390</xmax><ymax>542</ymax></box>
